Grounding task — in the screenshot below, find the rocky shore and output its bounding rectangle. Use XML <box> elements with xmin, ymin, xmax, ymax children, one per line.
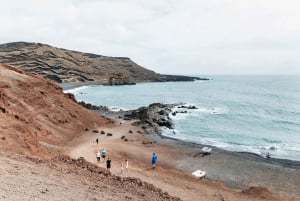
<box><xmin>71</xmin><ymin>98</ymin><xmax>197</xmax><ymax>136</ymax></box>
<box><xmin>124</xmin><ymin>103</ymin><xmax>199</xmax><ymax>135</ymax></box>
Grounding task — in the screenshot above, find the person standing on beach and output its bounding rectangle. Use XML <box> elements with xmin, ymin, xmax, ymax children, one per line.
<box><xmin>96</xmin><ymin>151</ymin><xmax>101</xmax><ymax>162</ymax></box>
<box><xmin>106</xmin><ymin>157</ymin><xmax>111</xmax><ymax>172</ymax></box>
<box><xmin>101</xmin><ymin>148</ymin><xmax>107</xmax><ymax>162</ymax></box>
<box><xmin>121</xmin><ymin>162</ymin><xmax>124</xmax><ymax>174</ymax></box>
<box><xmin>125</xmin><ymin>159</ymin><xmax>128</xmax><ymax>172</ymax></box>
<box><xmin>152</xmin><ymin>153</ymin><xmax>157</xmax><ymax>169</ymax></box>
<box><xmin>95</xmin><ymin>138</ymin><xmax>99</xmax><ymax>145</ymax></box>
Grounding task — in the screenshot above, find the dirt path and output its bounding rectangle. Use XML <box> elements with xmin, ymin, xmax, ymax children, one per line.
<box><xmin>64</xmin><ymin>120</ymin><xmax>297</xmax><ymax>201</ymax></box>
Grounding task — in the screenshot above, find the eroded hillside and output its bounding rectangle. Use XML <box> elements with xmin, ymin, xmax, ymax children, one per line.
<box><xmin>0</xmin><ymin>63</ymin><xmax>112</xmax><ymax>156</ymax></box>
<box><xmin>0</xmin><ymin>63</ymin><xmax>182</xmax><ymax>201</ymax></box>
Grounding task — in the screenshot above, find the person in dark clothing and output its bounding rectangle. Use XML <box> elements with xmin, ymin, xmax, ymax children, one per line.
<box><xmin>266</xmin><ymin>152</ymin><xmax>271</xmax><ymax>159</ymax></box>
<box><xmin>106</xmin><ymin>157</ymin><xmax>111</xmax><ymax>171</ymax></box>
<box><xmin>95</xmin><ymin>138</ymin><xmax>99</xmax><ymax>145</ymax></box>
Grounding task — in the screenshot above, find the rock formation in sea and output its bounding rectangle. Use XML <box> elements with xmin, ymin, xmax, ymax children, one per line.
<box><xmin>0</xmin><ymin>42</ymin><xmax>208</xmax><ymax>84</ymax></box>
<box><xmin>124</xmin><ymin>103</ymin><xmax>198</xmax><ymax>135</ymax></box>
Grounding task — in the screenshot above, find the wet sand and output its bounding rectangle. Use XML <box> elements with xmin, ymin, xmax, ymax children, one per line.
<box><xmin>148</xmin><ymin>134</ymin><xmax>300</xmax><ymax>195</ymax></box>
<box><xmin>59</xmin><ymin>81</ymin><xmax>103</xmax><ymax>91</ymax></box>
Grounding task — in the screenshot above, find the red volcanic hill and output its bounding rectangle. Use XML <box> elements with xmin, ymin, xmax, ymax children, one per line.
<box><xmin>0</xmin><ymin>63</ymin><xmax>112</xmax><ymax>156</ymax></box>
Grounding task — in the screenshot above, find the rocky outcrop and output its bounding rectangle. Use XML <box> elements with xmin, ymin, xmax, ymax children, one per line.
<box><xmin>77</xmin><ymin>101</ymin><xmax>110</xmax><ymax>112</ymax></box>
<box><xmin>123</xmin><ymin>103</ymin><xmax>199</xmax><ymax>134</ymax></box>
<box><xmin>0</xmin><ymin>42</ymin><xmax>208</xmax><ymax>84</ymax></box>
<box><xmin>158</xmin><ymin>74</ymin><xmax>209</xmax><ymax>82</ymax></box>
<box><xmin>124</xmin><ymin>103</ymin><xmax>176</xmax><ymax>134</ymax></box>
<box><xmin>102</xmin><ymin>73</ymin><xmax>136</xmax><ymax>86</ymax></box>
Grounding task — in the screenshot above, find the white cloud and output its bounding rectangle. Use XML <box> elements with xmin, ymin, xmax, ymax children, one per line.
<box><xmin>0</xmin><ymin>0</ymin><xmax>300</xmax><ymax>74</ymax></box>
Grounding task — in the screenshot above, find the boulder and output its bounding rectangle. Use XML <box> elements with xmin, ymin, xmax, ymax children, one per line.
<box><xmin>126</xmin><ymin>103</ymin><xmax>178</xmax><ymax>134</ymax></box>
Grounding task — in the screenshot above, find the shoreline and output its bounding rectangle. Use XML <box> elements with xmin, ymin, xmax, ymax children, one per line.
<box><xmin>60</xmin><ymin>81</ymin><xmax>300</xmax><ymax>165</ymax></box>
<box><xmin>156</xmin><ymin>134</ymin><xmax>300</xmax><ymax>169</ymax></box>
<box><xmin>65</xmin><ymin>117</ymin><xmax>300</xmax><ymax>200</ymax></box>
<box><xmin>60</xmin><ymin>81</ymin><xmax>300</xmax><ymax>197</ymax></box>
<box><xmin>59</xmin><ymin>81</ymin><xmax>103</xmax><ymax>91</ymax></box>
<box><xmin>139</xmin><ymin>129</ymin><xmax>300</xmax><ymax>196</ymax></box>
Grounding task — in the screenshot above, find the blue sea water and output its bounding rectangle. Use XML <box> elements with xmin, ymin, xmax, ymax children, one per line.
<box><xmin>65</xmin><ymin>75</ymin><xmax>300</xmax><ymax>161</ymax></box>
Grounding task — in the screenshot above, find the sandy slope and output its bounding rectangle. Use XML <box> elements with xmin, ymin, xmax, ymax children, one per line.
<box><xmin>0</xmin><ymin>63</ymin><xmax>180</xmax><ymax>201</ymax></box>
<box><xmin>0</xmin><ymin>151</ymin><xmax>182</xmax><ymax>201</ymax></box>
<box><xmin>1</xmin><ymin>63</ymin><xmax>299</xmax><ymax>201</ymax></box>
<box><xmin>0</xmin><ymin>63</ymin><xmax>112</xmax><ymax>156</ymax></box>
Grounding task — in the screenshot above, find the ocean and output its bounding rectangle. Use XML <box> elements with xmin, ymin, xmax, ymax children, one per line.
<box><xmin>65</xmin><ymin>75</ymin><xmax>300</xmax><ymax>161</ymax></box>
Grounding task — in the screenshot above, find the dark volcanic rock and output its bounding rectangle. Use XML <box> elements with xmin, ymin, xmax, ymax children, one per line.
<box><xmin>127</xmin><ymin>103</ymin><xmax>178</xmax><ymax>134</ymax></box>
<box><xmin>125</xmin><ymin>103</ymin><xmax>200</xmax><ymax>135</ymax></box>
<box><xmin>158</xmin><ymin>74</ymin><xmax>209</xmax><ymax>82</ymax></box>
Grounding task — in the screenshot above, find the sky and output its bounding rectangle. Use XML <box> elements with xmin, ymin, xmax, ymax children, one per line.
<box><xmin>1</xmin><ymin>0</ymin><xmax>300</xmax><ymax>75</ymax></box>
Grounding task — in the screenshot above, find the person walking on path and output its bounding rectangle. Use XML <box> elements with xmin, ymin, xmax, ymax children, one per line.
<box><xmin>106</xmin><ymin>157</ymin><xmax>111</xmax><ymax>172</ymax></box>
<box><xmin>96</xmin><ymin>151</ymin><xmax>101</xmax><ymax>162</ymax></box>
<box><xmin>95</xmin><ymin>138</ymin><xmax>99</xmax><ymax>145</ymax></box>
<box><xmin>125</xmin><ymin>159</ymin><xmax>129</xmax><ymax>172</ymax></box>
<box><xmin>101</xmin><ymin>149</ymin><xmax>107</xmax><ymax>162</ymax></box>
<box><xmin>152</xmin><ymin>153</ymin><xmax>157</xmax><ymax>169</ymax></box>
<box><xmin>121</xmin><ymin>162</ymin><xmax>124</xmax><ymax>174</ymax></box>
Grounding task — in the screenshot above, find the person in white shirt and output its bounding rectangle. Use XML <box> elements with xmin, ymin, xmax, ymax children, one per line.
<box><xmin>96</xmin><ymin>151</ymin><xmax>101</xmax><ymax>162</ymax></box>
<box><xmin>125</xmin><ymin>159</ymin><xmax>129</xmax><ymax>172</ymax></box>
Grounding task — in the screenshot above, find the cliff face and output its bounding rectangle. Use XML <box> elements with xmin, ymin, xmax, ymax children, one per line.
<box><xmin>0</xmin><ymin>63</ymin><xmax>112</xmax><ymax>156</ymax></box>
<box><xmin>0</xmin><ymin>42</ymin><xmax>204</xmax><ymax>84</ymax></box>
<box><xmin>0</xmin><ymin>42</ymin><xmax>155</xmax><ymax>83</ymax></box>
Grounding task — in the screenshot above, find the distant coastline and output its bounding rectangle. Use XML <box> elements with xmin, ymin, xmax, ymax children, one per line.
<box><xmin>59</xmin><ymin>77</ymin><xmax>209</xmax><ymax>91</ymax></box>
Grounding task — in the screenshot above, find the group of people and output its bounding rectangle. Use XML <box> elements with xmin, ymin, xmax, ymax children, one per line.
<box><xmin>121</xmin><ymin>159</ymin><xmax>129</xmax><ymax>173</ymax></box>
<box><xmin>95</xmin><ymin>138</ymin><xmax>158</xmax><ymax>172</ymax></box>
<box><xmin>96</xmin><ymin>148</ymin><xmax>106</xmax><ymax>162</ymax></box>
<box><xmin>96</xmin><ymin>148</ymin><xmax>112</xmax><ymax>171</ymax></box>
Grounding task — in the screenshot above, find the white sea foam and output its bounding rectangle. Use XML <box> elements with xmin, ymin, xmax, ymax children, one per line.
<box><xmin>174</xmin><ymin>103</ymin><xmax>227</xmax><ymax>115</ymax></box>
<box><xmin>109</xmin><ymin>106</ymin><xmax>128</xmax><ymax>112</ymax></box>
<box><xmin>64</xmin><ymin>86</ymin><xmax>89</xmax><ymax>94</ymax></box>
<box><xmin>169</xmin><ymin>105</ymin><xmax>227</xmax><ymax>123</ymax></box>
<box><xmin>71</xmin><ymin>76</ymin><xmax>300</xmax><ymax>161</ymax></box>
<box><xmin>162</xmin><ymin>128</ymin><xmax>300</xmax><ymax>159</ymax></box>
<box><xmin>195</xmin><ymin>107</ymin><xmax>227</xmax><ymax>115</ymax></box>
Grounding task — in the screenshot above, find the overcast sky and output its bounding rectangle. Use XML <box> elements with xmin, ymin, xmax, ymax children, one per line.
<box><xmin>1</xmin><ymin>0</ymin><xmax>300</xmax><ymax>75</ymax></box>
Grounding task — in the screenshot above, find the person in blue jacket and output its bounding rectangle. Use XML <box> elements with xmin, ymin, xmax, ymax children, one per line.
<box><xmin>152</xmin><ymin>153</ymin><xmax>157</xmax><ymax>168</ymax></box>
<box><xmin>101</xmin><ymin>149</ymin><xmax>107</xmax><ymax>162</ymax></box>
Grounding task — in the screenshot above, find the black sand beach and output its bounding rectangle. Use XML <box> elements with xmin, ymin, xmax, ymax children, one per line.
<box><xmin>61</xmin><ymin>82</ymin><xmax>300</xmax><ymax>197</ymax></box>
<box><xmin>146</xmin><ymin>134</ymin><xmax>300</xmax><ymax>196</ymax></box>
<box><xmin>59</xmin><ymin>81</ymin><xmax>103</xmax><ymax>91</ymax></box>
